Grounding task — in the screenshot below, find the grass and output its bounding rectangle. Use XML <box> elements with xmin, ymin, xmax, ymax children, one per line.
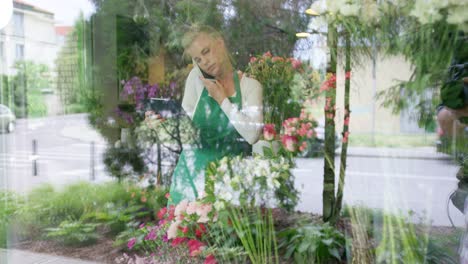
<box><xmin>7</xmin><ymin>181</ymin><xmax>168</xmax><ymax>244</ymax></box>
<box><xmin>349</xmin><ymin>133</ymin><xmax>438</xmax><ymax>148</ymax></box>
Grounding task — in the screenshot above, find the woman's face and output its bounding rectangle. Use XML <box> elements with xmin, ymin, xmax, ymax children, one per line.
<box><xmin>186</xmin><ymin>33</ymin><xmax>226</xmax><ymax>77</ymax></box>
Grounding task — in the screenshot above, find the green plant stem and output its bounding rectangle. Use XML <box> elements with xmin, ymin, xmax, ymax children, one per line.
<box><xmin>332</xmin><ymin>32</ymin><xmax>351</xmax><ymax>225</ymax></box>
<box><xmin>322</xmin><ymin>22</ymin><xmax>338</xmax><ymax>222</ymax></box>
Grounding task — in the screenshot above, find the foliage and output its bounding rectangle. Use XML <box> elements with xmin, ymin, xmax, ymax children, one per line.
<box><xmin>205</xmin><ymin>155</ymin><xmax>298</xmax><ymax>211</ymax></box>
<box><xmin>278</xmin><ymin>222</ymin><xmax>345</xmax><ymax>264</ymax></box>
<box><xmin>344</xmin><ymin>206</ymin><xmax>458</xmax><ymax>264</ymax></box>
<box><xmin>56</xmin><ymin>15</ymin><xmax>88</xmax><ymax>113</ymax></box>
<box><xmin>85</xmin><ymin>203</ymin><xmax>147</xmax><ymax>236</ymax></box>
<box><xmin>45</xmin><ymin>220</ymin><xmax>100</xmax><ymax>247</ymax></box>
<box><xmin>14</xmin><ymin>182</ymin><xmax>163</xmax><ymax>238</ymax></box>
<box><xmin>11</xmin><ymin>60</ymin><xmax>51</xmax><ymax>91</ymax></box>
<box><xmin>2</xmin><ymin>61</ymin><xmax>51</xmax><ymax>118</ymax></box>
<box><xmin>0</xmin><ymin>192</ymin><xmax>22</xmax><ymax>248</ymax></box>
<box><xmin>228</xmin><ymin>206</ymin><xmax>279</xmax><ymax>264</ymax></box>
<box><xmin>103</xmin><ymin>143</ymin><xmax>146</xmax><ymax>182</ymax></box>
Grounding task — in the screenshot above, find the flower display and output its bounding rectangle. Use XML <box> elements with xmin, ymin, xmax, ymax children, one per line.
<box><xmin>114</xmin><ymin>77</ymin><xmax>182</xmax><ymax>128</ymax></box>
<box><xmin>207</xmin><ymin>155</ymin><xmax>297</xmax><ymax>210</ymax></box>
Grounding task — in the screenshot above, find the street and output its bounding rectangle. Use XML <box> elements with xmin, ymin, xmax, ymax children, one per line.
<box><xmin>0</xmin><ymin>114</ymin><xmax>463</xmax><ymax>226</ymax></box>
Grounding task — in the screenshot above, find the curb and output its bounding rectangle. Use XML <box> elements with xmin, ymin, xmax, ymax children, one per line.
<box><xmin>335</xmin><ymin>147</ymin><xmax>453</xmax><ymax>161</ymax></box>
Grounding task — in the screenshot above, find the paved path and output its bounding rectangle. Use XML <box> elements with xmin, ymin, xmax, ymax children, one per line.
<box><xmin>0</xmin><ymin>248</ymin><xmax>102</xmax><ymax>264</ymax></box>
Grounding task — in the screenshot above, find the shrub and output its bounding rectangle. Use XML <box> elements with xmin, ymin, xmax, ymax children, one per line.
<box><xmin>45</xmin><ymin>220</ymin><xmax>100</xmax><ymax>246</ymax></box>
<box><xmin>278</xmin><ymin>222</ymin><xmax>345</xmax><ymax>264</ymax></box>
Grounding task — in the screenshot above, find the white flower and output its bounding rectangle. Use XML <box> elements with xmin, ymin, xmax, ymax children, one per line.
<box><xmin>167</xmin><ymin>220</ymin><xmax>181</xmax><ymax>239</ymax></box>
<box><xmin>446</xmin><ymin>5</ymin><xmax>468</xmax><ymax>25</ymax></box>
<box><xmin>214</xmin><ymin>200</ymin><xmax>225</xmax><ymax>211</ymax></box>
<box><xmin>410</xmin><ymin>0</ymin><xmax>444</xmax><ymax>24</ymax></box>
<box><xmin>339</xmin><ymin>3</ymin><xmax>359</xmax><ymax>17</ymax></box>
<box><xmin>311</xmin><ymin>0</ymin><xmax>326</xmax><ymax>14</ymax></box>
<box><xmin>220</xmin><ymin>191</ymin><xmax>233</xmax><ymax>202</ymax></box>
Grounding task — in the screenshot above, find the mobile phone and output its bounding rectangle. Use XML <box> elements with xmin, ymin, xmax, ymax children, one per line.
<box><xmin>199</xmin><ymin>67</ymin><xmax>216</xmax><ymax>82</ymax></box>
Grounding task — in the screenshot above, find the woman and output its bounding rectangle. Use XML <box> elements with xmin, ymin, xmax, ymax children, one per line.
<box><xmin>168</xmin><ymin>25</ymin><xmax>263</xmax><ymax>205</ymax></box>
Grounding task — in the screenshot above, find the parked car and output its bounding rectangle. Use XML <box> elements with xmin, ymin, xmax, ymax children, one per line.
<box><xmin>0</xmin><ymin>104</ymin><xmax>16</xmax><ymax>133</ymax></box>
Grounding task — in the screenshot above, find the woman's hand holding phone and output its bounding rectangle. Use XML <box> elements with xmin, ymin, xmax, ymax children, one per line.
<box><xmin>199</xmin><ymin>76</ymin><xmax>227</xmax><ymax>105</ymax></box>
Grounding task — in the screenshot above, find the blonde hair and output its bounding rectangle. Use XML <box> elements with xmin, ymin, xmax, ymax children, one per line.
<box><xmin>181</xmin><ymin>24</ymin><xmax>235</xmax><ymax>65</ymax></box>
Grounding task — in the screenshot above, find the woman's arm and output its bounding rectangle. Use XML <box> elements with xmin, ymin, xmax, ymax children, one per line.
<box><xmin>220</xmin><ymin>77</ymin><xmax>263</xmax><ymax>145</ymax></box>
<box><xmin>181</xmin><ymin>69</ymin><xmax>201</xmax><ymax>119</ymax></box>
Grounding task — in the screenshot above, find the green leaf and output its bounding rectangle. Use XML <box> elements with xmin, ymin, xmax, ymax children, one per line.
<box><xmin>329</xmin><ymin>248</ymin><xmax>341</xmax><ymax>260</ymax></box>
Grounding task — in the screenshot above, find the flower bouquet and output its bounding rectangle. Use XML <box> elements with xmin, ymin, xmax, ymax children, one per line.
<box><xmin>246</xmin><ymin>51</ymin><xmax>304</xmax><ymax>134</ymax></box>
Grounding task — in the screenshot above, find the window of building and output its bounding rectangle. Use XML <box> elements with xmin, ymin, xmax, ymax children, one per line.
<box><xmin>13</xmin><ymin>12</ymin><xmax>24</xmax><ymax>37</ymax></box>
<box><xmin>15</xmin><ymin>44</ymin><xmax>24</xmax><ymax>60</ymax></box>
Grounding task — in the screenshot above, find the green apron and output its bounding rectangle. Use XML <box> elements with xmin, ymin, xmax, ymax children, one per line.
<box><xmin>168</xmin><ymin>73</ymin><xmax>251</xmax><ymax>205</ymax></box>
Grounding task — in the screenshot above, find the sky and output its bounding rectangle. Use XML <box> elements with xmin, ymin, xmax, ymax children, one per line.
<box><xmin>28</xmin><ymin>0</ymin><xmax>95</xmax><ymax>25</ymax></box>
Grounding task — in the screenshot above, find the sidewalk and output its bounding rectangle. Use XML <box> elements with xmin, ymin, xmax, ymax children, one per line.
<box><xmin>0</xmin><ymin>248</ymin><xmax>101</xmax><ymax>264</ymax></box>
<box><xmin>338</xmin><ymin>146</ymin><xmax>452</xmax><ymax>160</ymax></box>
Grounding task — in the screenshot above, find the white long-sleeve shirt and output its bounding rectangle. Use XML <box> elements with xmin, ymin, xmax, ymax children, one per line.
<box><xmin>182</xmin><ymin>67</ymin><xmax>263</xmax><ymax>145</ymax></box>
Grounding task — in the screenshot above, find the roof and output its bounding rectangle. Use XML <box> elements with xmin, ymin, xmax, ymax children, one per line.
<box><xmin>55</xmin><ymin>26</ymin><xmax>73</xmax><ymax>36</ymax></box>
<box><xmin>13</xmin><ymin>0</ymin><xmax>54</xmax><ymax>16</ymax></box>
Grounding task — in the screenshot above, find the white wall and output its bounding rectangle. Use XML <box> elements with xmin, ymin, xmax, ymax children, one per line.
<box><xmin>0</xmin><ymin>7</ymin><xmax>58</xmax><ymax>76</ymax></box>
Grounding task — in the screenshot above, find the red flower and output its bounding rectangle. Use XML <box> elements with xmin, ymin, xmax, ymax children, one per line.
<box><xmin>187</xmin><ymin>239</ymin><xmax>205</xmax><ymax>256</ymax></box>
<box><xmin>165</xmin><ymin>193</ymin><xmax>170</xmax><ymax>199</ymax></box>
<box><xmin>181</xmin><ymin>226</ymin><xmax>189</xmax><ymax>234</ymax></box>
<box><xmin>167</xmin><ymin>205</ymin><xmax>176</xmax><ymax>221</ymax></box>
<box><xmin>195</xmin><ymin>223</ymin><xmax>207</xmax><ymax>238</ymax></box>
<box><xmin>171</xmin><ymin>237</ymin><xmax>187</xmax><ymax>247</ymax></box>
<box><xmin>263</xmin><ymin>124</ymin><xmax>276</xmax><ymax>141</ymax></box>
<box><xmin>204</xmin><ymin>254</ymin><xmax>218</xmax><ymax>264</ymax></box>
<box><xmin>157</xmin><ymin>207</ymin><xmax>167</xmax><ymax>220</ymax></box>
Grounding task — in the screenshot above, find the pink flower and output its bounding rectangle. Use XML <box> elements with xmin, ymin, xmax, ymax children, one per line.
<box><xmin>127</xmin><ymin>237</ymin><xmax>136</xmax><ymax>249</ymax></box>
<box><xmin>345</xmin><ymin>71</ymin><xmax>351</xmax><ymax>79</ymax></box>
<box><xmin>196</xmin><ymin>203</ymin><xmax>212</xmax><ymax>223</ymax></box>
<box><xmin>140</xmin><ymin>196</ymin><xmax>147</xmax><ymax>203</ymax></box>
<box><xmin>188</xmin><ymin>239</ymin><xmax>205</xmax><ymax>256</ymax></box>
<box><xmin>174</xmin><ymin>200</ymin><xmax>189</xmax><ymax>217</ymax></box>
<box><xmin>342</xmin><ymin>137</ymin><xmax>348</xmax><ymax>143</ymax></box>
<box><xmin>263</xmin><ymin>124</ymin><xmax>276</xmax><ymax>141</ymax></box>
<box><xmin>144</xmin><ymin>229</ymin><xmax>157</xmax><ymax>240</ymax></box>
<box><xmin>299</xmin><ymin>141</ymin><xmax>307</xmax><ymax>152</ymax></box>
<box><xmin>204</xmin><ymin>254</ymin><xmax>218</xmax><ymax>264</ymax></box>
<box><xmin>281</xmin><ymin>135</ymin><xmax>298</xmax><ymax>152</ymax></box>
<box><xmin>272</xmin><ymin>56</ymin><xmax>283</xmax><ymax>62</ymax></box>
<box><xmin>306</xmin><ymin>129</ymin><xmax>314</xmax><ymax>138</ymax></box>
<box><xmin>165</xmin><ymin>193</ymin><xmax>170</xmax><ymax>199</ymax></box>
<box><xmin>344</xmin><ymin>116</ymin><xmax>350</xmax><ymax>126</ymax></box>
<box><xmin>186</xmin><ymin>201</ymin><xmax>200</xmax><ymax>215</ymax></box>
<box><xmin>326</xmin><ymin>113</ymin><xmax>334</xmax><ymax>120</ymax></box>
<box><xmin>180</xmin><ymin>226</ymin><xmax>189</xmax><ymax>234</ymax></box>
<box><xmin>263</xmin><ymin>51</ymin><xmax>272</xmax><ymax>57</ymax></box>
<box><xmin>249</xmin><ymin>57</ymin><xmax>257</xmax><ymax>63</ymax></box>
<box><xmin>291</xmin><ymin>58</ymin><xmax>302</xmax><ymax>69</ymax></box>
